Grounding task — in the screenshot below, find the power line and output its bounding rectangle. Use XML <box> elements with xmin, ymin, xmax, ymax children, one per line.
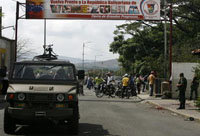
<box><xmin>10</xmin><ymin>0</ymin><xmax>19</xmax><ymax>2</ymax></box>
<box><xmin>86</xmin><ymin>46</ymin><xmax>113</xmax><ymax>55</ymax></box>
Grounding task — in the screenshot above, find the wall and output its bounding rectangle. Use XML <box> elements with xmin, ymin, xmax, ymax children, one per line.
<box><xmin>172</xmin><ymin>62</ymin><xmax>199</xmax><ymax>99</ymax></box>
<box><xmin>0</xmin><ymin>36</ymin><xmax>15</xmax><ymax>73</ymax></box>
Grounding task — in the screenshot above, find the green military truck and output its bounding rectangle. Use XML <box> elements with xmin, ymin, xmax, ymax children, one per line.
<box><xmin>1</xmin><ymin>46</ymin><xmax>84</xmax><ymax>134</ymax></box>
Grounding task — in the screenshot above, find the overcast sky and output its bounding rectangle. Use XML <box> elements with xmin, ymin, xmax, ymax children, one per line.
<box><xmin>1</xmin><ymin>0</ymin><xmax>127</xmax><ymax>61</ymax></box>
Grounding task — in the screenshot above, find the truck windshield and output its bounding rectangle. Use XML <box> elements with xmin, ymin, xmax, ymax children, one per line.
<box><xmin>12</xmin><ymin>64</ymin><xmax>75</xmax><ymax>81</ymax></box>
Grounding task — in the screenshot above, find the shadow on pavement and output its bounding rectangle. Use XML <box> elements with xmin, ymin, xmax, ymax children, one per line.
<box><xmin>15</xmin><ymin>123</ymin><xmax>119</xmax><ymax>136</ymax></box>
<box><xmin>79</xmin><ymin>99</ymin><xmax>142</xmax><ymax>103</ymax></box>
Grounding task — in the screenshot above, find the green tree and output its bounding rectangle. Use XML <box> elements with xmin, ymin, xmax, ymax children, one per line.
<box><xmin>109</xmin><ymin>0</ymin><xmax>200</xmax><ymax>77</ymax></box>
<box><xmin>110</xmin><ymin>22</ymin><xmax>166</xmax><ymax>77</ymax></box>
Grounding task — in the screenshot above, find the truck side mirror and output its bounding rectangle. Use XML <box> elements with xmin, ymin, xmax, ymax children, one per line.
<box><xmin>78</xmin><ymin>70</ymin><xmax>85</xmax><ymax>80</ymax></box>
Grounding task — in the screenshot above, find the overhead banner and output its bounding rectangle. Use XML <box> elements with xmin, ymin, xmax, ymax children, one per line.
<box><xmin>26</xmin><ymin>0</ymin><xmax>160</xmax><ymax>20</ymax></box>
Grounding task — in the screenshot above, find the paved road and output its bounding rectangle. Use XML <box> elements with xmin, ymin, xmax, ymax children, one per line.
<box><xmin>0</xmin><ymin>90</ymin><xmax>200</xmax><ymax>136</ymax></box>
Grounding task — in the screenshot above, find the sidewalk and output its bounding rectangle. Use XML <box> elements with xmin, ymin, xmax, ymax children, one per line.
<box><xmin>138</xmin><ymin>93</ymin><xmax>200</xmax><ymax>122</ymax></box>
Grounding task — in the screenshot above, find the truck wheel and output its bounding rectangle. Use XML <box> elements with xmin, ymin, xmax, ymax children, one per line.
<box><xmin>68</xmin><ymin>105</ymin><xmax>79</xmax><ymax>135</ymax></box>
<box><xmin>4</xmin><ymin>107</ymin><xmax>16</xmax><ymax>134</ymax></box>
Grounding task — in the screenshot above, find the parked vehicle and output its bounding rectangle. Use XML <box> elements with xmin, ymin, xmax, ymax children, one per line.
<box><xmin>3</xmin><ymin>46</ymin><xmax>84</xmax><ymax>135</ymax></box>
<box><xmin>95</xmin><ymin>81</ymin><xmax>116</xmax><ymax>98</ymax></box>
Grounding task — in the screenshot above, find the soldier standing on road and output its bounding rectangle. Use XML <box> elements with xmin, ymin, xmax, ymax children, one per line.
<box><xmin>190</xmin><ymin>75</ymin><xmax>199</xmax><ymax>100</ymax></box>
<box><xmin>176</xmin><ymin>73</ymin><xmax>187</xmax><ymax>109</ymax></box>
<box><xmin>148</xmin><ymin>71</ymin><xmax>156</xmax><ymax>96</ymax></box>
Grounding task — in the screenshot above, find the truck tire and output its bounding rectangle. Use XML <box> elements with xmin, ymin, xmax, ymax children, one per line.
<box><xmin>68</xmin><ymin>105</ymin><xmax>79</xmax><ymax>135</ymax></box>
<box><xmin>4</xmin><ymin>107</ymin><xmax>16</xmax><ymax>134</ymax></box>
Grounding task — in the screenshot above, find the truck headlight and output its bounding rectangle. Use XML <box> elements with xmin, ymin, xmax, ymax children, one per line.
<box><xmin>18</xmin><ymin>93</ymin><xmax>26</xmax><ymax>101</ymax></box>
<box><xmin>57</xmin><ymin>94</ymin><xmax>65</xmax><ymax>102</ymax></box>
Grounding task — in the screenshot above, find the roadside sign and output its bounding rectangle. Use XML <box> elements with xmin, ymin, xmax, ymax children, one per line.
<box><xmin>26</xmin><ymin>0</ymin><xmax>160</xmax><ymax>20</ymax></box>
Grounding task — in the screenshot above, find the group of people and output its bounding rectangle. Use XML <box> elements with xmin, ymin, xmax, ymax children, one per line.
<box><xmin>84</xmin><ymin>71</ymin><xmax>199</xmax><ymax>110</ymax></box>
<box><xmin>84</xmin><ymin>71</ymin><xmax>157</xmax><ymax>98</ymax></box>
<box><xmin>121</xmin><ymin>71</ymin><xmax>156</xmax><ymax>98</ymax></box>
<box><xmin>85</xmin><ymin>72</ymin><xmax>114</xmax><ymax>90</ymax></box>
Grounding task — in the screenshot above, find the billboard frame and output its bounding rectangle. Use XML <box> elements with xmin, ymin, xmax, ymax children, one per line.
<box><xmin>15</xmin><ymin>2</ymin><xmax>172</xmax><ymax>78</ymax></box>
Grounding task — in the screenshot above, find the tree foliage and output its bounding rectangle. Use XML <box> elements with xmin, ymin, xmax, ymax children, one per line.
<box><xmin>109</xmin><ymin>0</ymin><xmax>200</xmax><ymax>77</ymax></box>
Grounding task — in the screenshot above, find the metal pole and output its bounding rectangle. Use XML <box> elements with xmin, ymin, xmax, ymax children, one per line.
<box><xmin>169</xmin><ymin>4</ymin><xmax>173</xmax><ymax>78</ymax></box>
<box><xmin>0</xmin><ymin>7</ymin><xmax>2</xmax><ymax>37</ymax></box>
<box><xmin>164</xmin><ymin>0</ymin><xmax>167</xmax><ymax>78</ymax></box>
<box><xmin>15</xmin><ymin>2</ymin><xmax>19</xmax><ymax>62</ymax></box>
<box><xmin>95</xmin><ymin>56</ymin><xmax>96</xmax><ymax>70</ymax></box>
<box><xmin>44</xmin><ymin>19</ymin><xmax>46</xmax><ymax>46</ymax></box>
<box><xmin>82</xmin><ymin>43</ymin><xmax>85</xmax><ymax>70</ymax></box>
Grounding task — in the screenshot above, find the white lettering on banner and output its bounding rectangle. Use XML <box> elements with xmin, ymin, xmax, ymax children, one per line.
<box><xmin>26</xmin><ymin>0</ymin><xmax>160</xmax><ymax>20</ymax></box>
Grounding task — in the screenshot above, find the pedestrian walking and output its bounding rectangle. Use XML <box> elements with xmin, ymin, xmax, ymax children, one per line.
<box><xmin>176</xmin><ymin>73</ymin><xmax>187</xmax><ymax>109</ymax></box>
<box><xmin>86</xmin><ymin>76</ymin><xmax>93</xmax><ymax>90</ymax></box>
<box><xmin>106</xmin><ymin>72</ymin><xmax>115</xmax><ymax>97</ymax></box>
<box><xmin>122</xmin><ymin>74</ymin><xmax>129</xmax><ymax>98</ymax></box>
<box><xmin>135</xmin><ymin>74</ymin><xmax>141</xmax><ymax>94</ymax></box>
<box><xmin>190</xmin><ymin>75</ymin><xmax>199</xmax><ymax>100</ymax></box>
<box><xmin>129</xmin><ymin>74</ymin><xmax>137</xmax><ymax>96</ymax></box>
<box><xmin>140</xmin><ymin>75</ymin><xmax>145</xmax><ymax>92</ymax></box>
<box><xmin>148</xmin><ymin>71</ymin><xmax>155</xmax><ymax>96</ymax></box>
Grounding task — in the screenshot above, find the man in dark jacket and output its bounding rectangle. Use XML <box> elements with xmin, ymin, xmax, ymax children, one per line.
<box><xmin>176</xmin><ymin>73</ymin><xmax>187</xmax><ymax>109</ymax></box>
<box><xmin>190</xmin><ymin>76</ymin><xmax>199</xmax><ymax>100</ymax></box>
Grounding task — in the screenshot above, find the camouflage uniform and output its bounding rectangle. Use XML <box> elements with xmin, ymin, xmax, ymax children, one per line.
<box><xmin>190</xmin><ymin>77</ymin><xmax>199</xmax><ymax>100</ymax></box>
<box><xmin>178</xmin><ymin>76</ymin><xmax>187</xmax><ymax>109</ymax></box>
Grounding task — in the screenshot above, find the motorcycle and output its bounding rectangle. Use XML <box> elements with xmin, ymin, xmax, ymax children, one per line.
<box><xmin>95</xmin><ymin>82</ymin><xmax>107</xmax><ymax>98</ymax></box>
<box><xmin>95</xmin><ymin>81</ymin><xmax>116</xmax><ymax>98</ymax></box>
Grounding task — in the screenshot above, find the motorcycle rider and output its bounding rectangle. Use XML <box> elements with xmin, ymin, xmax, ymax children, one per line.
<box><xmin>95</xmin><ymin>74</ymin><xmax>104</xmax><ymax>90</ymax></box>
<box><xmin>122</xmin><ymin>73</ymin><xmax>129</xmax><ymax>98</ymax></box>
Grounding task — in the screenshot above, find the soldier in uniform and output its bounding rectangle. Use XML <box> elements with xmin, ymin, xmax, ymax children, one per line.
<box><xmin>190</xmin><ymin>76</ymin><xmax>199</xmax><ymax>100</ymax></box>
<box><xmin>176</xmin><ymin>73</ymin><xmax>187</xmax><ymax>109</ymax></box>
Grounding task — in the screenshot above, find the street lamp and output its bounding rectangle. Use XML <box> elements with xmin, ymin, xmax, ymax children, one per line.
<box><xmin>94</xmin><ymin>55</ymin><xmax>102</xmax><ymax>70</ymax></box>
<box><xmin>82</xmin><ymin>41</ymin><xmax>92</xmax><ymax>70</ymax></box>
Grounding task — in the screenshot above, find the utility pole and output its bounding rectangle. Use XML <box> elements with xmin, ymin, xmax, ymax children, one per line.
<box><xmin>94</xmin><ymin>55</ymin><xmax>96</xmax><ymax>70</ymax></box>
<box><xmin>169</xmin><ymin>4</ymin><xmax>173</xmax><ymax>78</ymax></box>
<box><xmin>164</xmin><ymin>0</ymin><xmax>167</xmax><ymax>78</ymax></box>
<box><xmin>82</xmin><ymin>43</ymin><xmax>85</xmax><ymax>70</ymax></box>
<box><xmin>44</xmin><ymin>19</ymin><xmax>46</xmax><ymax>46</ymax></box>
<box><xmin>0</xmin><ymin>7</ymin><xmax>2</xmax><ymax>37</ymax></box>
<box><xmin>82</xmin><ymin>41</ymin><xmax>91</xmax><ymax>70</ymax></box>
<box><xmin>94</xmin><ymin>55</ymin><xmax>102</xmax><ymax>70</ymax></box>
<box><xmin>15</xmin><ymin>1</ymin><xmax>19</xmax><ymax>62</ymax></box>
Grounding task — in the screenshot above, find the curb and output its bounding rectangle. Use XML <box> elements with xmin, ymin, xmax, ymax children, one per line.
<box><xmin>146</xmin><ymin>100</ymin><xmax>200</xmax><ymax>123</ymax></box>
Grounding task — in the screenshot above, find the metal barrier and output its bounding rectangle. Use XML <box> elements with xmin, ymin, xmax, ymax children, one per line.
<box><xmin>154</xmin><ymin>78</ymin><xmax>168</xmax><ymax>97</ymax></box>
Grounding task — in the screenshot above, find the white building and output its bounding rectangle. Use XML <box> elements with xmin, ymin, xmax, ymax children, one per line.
<box><xmin>172</xmin><ymin>62</ymin><xmax>199</xmax><ymax>99</ymax></box>
<box><xmin>0</xmin><ymin>36</ymin><xmax>15</xmax><ymax>73</ymax></box>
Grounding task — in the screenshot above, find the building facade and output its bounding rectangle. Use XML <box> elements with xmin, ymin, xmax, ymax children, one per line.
<box><xmin>172</xmin><ymin>62</ymin><xmax>199</xmax><ymax>99</ymax></box>
<box><xmin>0</xmin><ymin>36</ymin><xmax>15</xmax><ymax>74</ymax></box>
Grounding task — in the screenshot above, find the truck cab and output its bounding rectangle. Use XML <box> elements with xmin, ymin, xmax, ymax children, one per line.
<box><xmin>3</xmin><ymin>47</ymin><xmax>84</xmax><ymax>135</ymax></box>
